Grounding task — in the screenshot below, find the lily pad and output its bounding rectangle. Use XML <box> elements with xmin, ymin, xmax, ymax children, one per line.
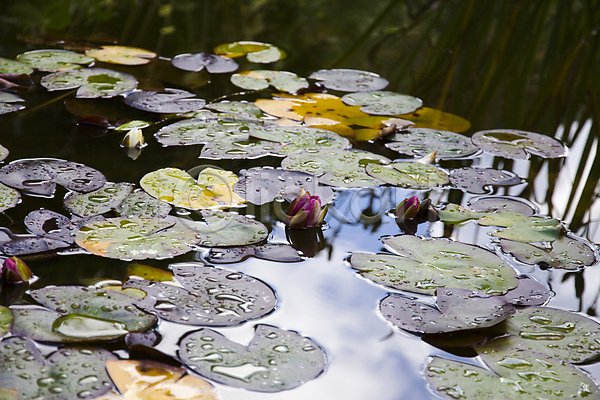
<box><xmin>249</xmin><ymin>126</ymin><xmax>350</xmax><ymax>154</ymax></box>
<box><xmin>398</xmin><ymin>107</ymin><xmax>471</xmax><ymax>132</ymax></box>
<box><xmin>0</xmin><ymin>58</ymin><xmax>33</xmax><ymax>75</ymax></box>
<box><xmin>233</xmin><ymin>166</ymin><xmax>334</xmax><ymax>205</ymax></box>
<box><xmin>385</xmin><ymin>128</ymin><xmax>478</xmax><ymax>159</ymax></box>
<box><xmin>449</xmin><ymin>167</ymin><xmax>522</xmax><ymax>194</ymax></box>
<box><xmin>205</xmin><ymin>101</ymin><xmax>263</xmax><ymax>118</ymax></box>
<box><xmin>500</xmin><ymin>235</ymin><xmax>597</xmax><ymax>270</ymax></box>
<box><xmin>179</xmin><ymin>324</ymin><xmax>326</xmax><ymax>392</ymax></box>
<box><xmin>115</xmin><ymin>190</ymin><xmax>172</xmax><ymax>219</ymax></box>
<box><xmin>0</xmin><ymin>306</ymin><xmax>12</xmax><ymax>337</ymax></box>
<box><xmin>366</xmin><ymin>162</ymin><xmax>449</xmax><ymax>188</ymax></box>
<box><xmin>281</xmin><ymin>148</ymin><xmax>390</xmax><ymax>188</ymax></box>
<box><xmin>64</xmin><ymin>182</ymin><xmax>135</xmax><ymax>217</ymax></box>
<box><xmin>351</xmin><ymin>235</ymin><xmax>519</xmax><ymax>295</ymax></box>
<box><xmin>182</xmin><ymin>210</ymin><xmax>268</xmax><ymax>247</ymax></box>
<box><xmin>469</xmin><ymin>196</ymin><xmax>537</xmax><ymax>216</ymax></box>
<box><xmin>501</xmin><ymin>275</ymin><xmax>552</xmax><ymax>306</ymax></box>
<box><xmin>41</xmin><ymin>68</ymin><xmax>137</xmax><ymax>98</ymax></box>
<box><xmin>308</xmin><ymin>68</ymin><xmax>389</xmax><ymax>91</ymax></box>
<box><xmin>0</xmin><ymin>92</ymin><xmax>25</xmax><ymax>114</ymax></box>
<box><xmin>124</xmin><ymin>89</ymin><xmax>206</xmax><ymax>113</ymax></box>
<box><xmin>24</xmin><ymin>209</ymin><xmax>76</xmax><ymax>243</ymax></box>
<box><xmin>172</xmin><ymin>52</ymin><xmax>238</xmax><ymax>73</ymax></box>
<box><xmin>16</xmin><ymin>49</ymin><xmax>94</xmax><ymax>72</ymax></box>
<box><xmin>154</xmin><ymin>118</ymin><xmax>258</xmax><ymax>146</ymax></box>
<box><xmin>207</xmin><ymin>244</ymin><xmax>302</xmax><ymax>264</ymax></box>
<box><xmin>75</xmin><ymin>216</ymin><xmax>200</xmax><ymax>260</ymax></box>
<box><xmin>341</xmin><ymin>91</ymin><xmax>422</xmax><ymax>115</ymax></box>
<box><xmin>140</xmin><ymin>167</ymin><xmax>245</xmax><ymax>209</ymax></box>
<box><xmin>472</xmin><ymin>129</ymin><xmax>567</xmax><ymax>159</ymax></box>
<box><xmin>437</xmin><ymin>203</ymin><xmax>493</xmax><ymax>224</ymax></box>
<box><xmin>85</xmin><ymin>45</ymin><xmax>156</xmax><ymax>65</ymax></box>
<box><xmin>478</xmin><ymin>210</ymin><xmax>563</xmax><ymax>242</ymax></box>
<box><xmin>231</xmin><ymin>70</ymin><xmax>308</xmax><ymax>93</ymax></box>
<box><xmin>200</xmin><ymin>135</ymin><xmax>284</xmax><ymax>159</ymax></box>
<box><xmin>214</xmin><ymin>41</ymin><xmax>286</xmax><ymax>63</ymax></box>
<box><xmin>0</xmin><ymin>336</ymin><xmax>116</xmax><ymax>399</ymax></box>
<box><xmin>380</xmin><ymin>288</ymin><xmax>515</xmax><ymax>334</ymax></box>
<box><xmin>0</xmin><ymin>234</ymin><xmax>71</xmax><ymax>256</ymax></box>
<box><xmin>123</xmin><ymin>262</ymin><xmax>277</xmax><ymax>326</ymax></box>
<box><xmin>0</xmin><ymin>182</ymin><xmax>20</xmax><ymax>212</ymax></box>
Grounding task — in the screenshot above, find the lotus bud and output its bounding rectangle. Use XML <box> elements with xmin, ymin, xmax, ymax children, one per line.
<box><xmin>121</xmin><ymin>128</ymin><xmax>146</xmax><ymax>149</ymax></box>
<box><xmin>282</xmin><ymin>188</ymin><xmax>328</xmax><ymax>229</ymax></box>
<box><xmin>1</xmin><ymin>256</ymin><xmax>33</xmax><ymax>283</ymax></box>
<box><xmin>394</xmin><ymin>197</ymin><xmax>439</xmax><ymax>234</ymax></box>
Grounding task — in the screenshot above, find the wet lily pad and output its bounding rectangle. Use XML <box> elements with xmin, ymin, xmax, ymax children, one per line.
<box><xmin>341</xmin><ymin>91</ymin><xmax>422</xmax><ymax>115</ymax></box>
<box><xmin>233</xmin><ymin>166</ymin><xmax>334</xmax><ymax>205</ymax></box>
<box><xmin>0</xmin><ymin>306</ymin><xmax>12</xmax><ymax>337</ymax></box>
<box><xmin>207</xmin><ymin>244</ymin><xmax>302</xmax><ymax>264</ymax></box>
<box><xmin>249</xmin><ymin>126</ymin><xmax>350</xmax><ymax>155</ymax></box>
<box><xmin>500</xmin><ymin>235</ymin><xmax>597</xmax><ymax>270</ymax></box>
<box><xmin>124</xmin><ymin>89</ymin><xmax>206</xmax><ymax>113</ymax></box>
<box><xmin>0</xmin><ymin>234</ymin><xmax>71</xmax><ymax>256</ymax></box>
<box><xmin>398</xmin><ymin>107</ymin><xmax>471</xmax><ymax>132</ymax></box>
<box><xmin>281</xmin><ymin>148</ymin><xmax>390</xmax><ymax>188</ymax></box>
<box><xmin>385</xmin><ymin>128</ymin><xmax>478</xmax><ymax>159</ymax></box>
<box><xmin>183</xmin><ymin>210</ymin><xmax>268</xmax><ymax>247</ymax></box>
<box><xmin>206</xmin><ymin>101</ymin><xmax>263</xmax><ymax>118</ymax></box>
<box><xmin>85</xmin><ymin>45</ymin><xmax>157</xmax><ymax>65</ymax></box>
<box><xmin>380</xmin><ymin>288</ymin><xmax>515</xmax><ymax>334</ymax></box>
<box><xmin>127</xmin><ymin>263</ymin><xmax>174</xmax><ymax>282</ymax></box>
<box><xmin>64</xmin><ymin>182</ymin><xmax>135</xmax><ymax>217</ymax></box>
<box><xmin>472</xmin><ymin>129</ymin><xmax>567</xmax><ymax>159</ymax></box>
<box><xmin>140</xmin><ymin>167</ymin><xmax>244</xmax><ymax>209</ymax></box>
<box><xmin>154</xmin><ymin>118</ymin><xmax>258</xmax><ymax>147</ymax></box>
<box><xmin>479</xmin><ymin>210</ymin><xmax>563</xmax><ymax>242</ymax></box>
<box><xmin>0</xmin><ymin>182</ymin><xmax>20</xmax><ymax>212</ymax></box>
<box><xmin>469</xmin><ymin>196</ymin><xmax>537</xmax><ymax>216</ymax></box>
<box><xmin>0</xmin><ymin>336</ymin><xmax>116</xmax><ymax>399</ymax></box>
<box><xmin>0</xmin><ymin>58</ymin><xmax>33</xmax><ymax>75</ymax></box>
<box><xmin>351</xmin><ymin>235</ymin><xmax>519</xmax><ymax>295</ymax></box>
<box><xmin>179</xmin><ymin>324</ymin><xmax>326</xmax><ymax>392</ymax></box>
<box><xmin>449</xmin><ymin>167</ymin><xmax>522</xmax><ymax>194</ymax></box>
<box><xmin>200</xmin><ymin>135</ymin><xmax>284</xmax><ymax>159</ymax></box>
<box><xmin>231</xmin><ymin>70</ymin><xmax>308</xmax><ymax>93</ymax></box>
<box><xmin>16</xmin><ymin>49</ymin><xmax>94</xmax><ymax>72</ymax></box>
<box><xmin>214</xmin><ymin>41</ymin><xmax>286</xmax><ymax>63</ymax></box>
<box><xmin>115</xmin><ymin>190</ymin><xmax>172</xmax><ymax>218</ymax></box>
<box><xmin>0</xmin><ymin>146</ymin><xmax>8</xmax><ymax>163</ymax></box>
<box><xmin>172</xmin><ymin>52</ymin><xmax>238</xmax><ymax>73</ymax></box>
<box><xmin>0</xmin><ymin>92</ymin><xmax>25</xmax><ymax>114</ymax></box>
<box><xmin>123</xmin><ymin>262</ymin><xmax>277</xmax><ymax>326</ymax></box>
<box><xmin>24</xmin><ymin>209</ymin><xmax>76</xmax><ymax>243</ymax></box>
<box><xmin>308</xmin><ymin>68</ymin><xmax>389</xmax><ymax>91</ymax></box>
<box><xmin>75</xmin><ymin>216</ymin><xmax>200</xmax><ymax>260</ymax></box>
<box><xmin>41</xmin><ymin>68</ymin><xmax>137</xmax><ymax>98</ymax></box>
<box><xmin>501</xmin><ymin>275</ymin><xmax>552</xmax><ymax>306</ymax></box>
<box><xmin>366</xmin><ymin>162</ymin><xmax>449</xmax><ymax>188</ymax></box>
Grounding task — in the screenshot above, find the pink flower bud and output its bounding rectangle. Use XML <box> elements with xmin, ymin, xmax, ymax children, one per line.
<box><xmin>2</xmin><ymin>257</ymin><xmax>33</xmax><ymax>283</ymax></box>
<box><xmin>283</xmin><ymin>189</ymin><xmax>328</xmax><ymax>229</ymax></box>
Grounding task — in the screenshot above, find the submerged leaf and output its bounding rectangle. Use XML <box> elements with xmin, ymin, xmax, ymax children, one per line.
<box><xmin>16</xmin><ymin>49</ymin><xmax>94</xmax><ymax>72</ymax></box>
<box><xmin>85</xmin><ymin>45</ymin><xmax>156</xmax><ymax>65</ymax></box>
<box><xmin>41</xmin><ymin>68</ymin><xmax>137</xmax><ymax>98</ymax></box>
<box><xmin>308</xmin><ymin>68</ymin><xmax>389</xmax><ymax>91</ymax></box>
<box><xmin>472</xmin><ymin>129</ymin><xmax>567</xmax><ymax>159</ymax></box>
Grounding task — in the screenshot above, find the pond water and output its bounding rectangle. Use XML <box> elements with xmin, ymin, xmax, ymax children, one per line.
<box><xmin>1</xmin><ymin>1</ymin><xmax>600</xmax><ymax>399</ymax></box>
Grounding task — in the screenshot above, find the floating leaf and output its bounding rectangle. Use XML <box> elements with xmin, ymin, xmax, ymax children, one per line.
<box><xmin>308</xmin><ymin>68</ymin><xmax>389</xmax><ymax>91</ymax></box>
<box><xmin>154</xmin><ymin>118</ymin><xmax>258</xmax><ymax>147</ymax></box>
<box><xmin>281</xmin><ymin>148</ymin><xmax>390</xmax><ymax>188</ymax></box>
<box><xmin>380</xmin><ymin>288</ymin><xmax>515</xmax><ymax>334</ymax></box>
<box><xmin>115</xmin><ymin>190</ymin><xmax>172</xmax><ymax>218</ymax></box>
<box><xmin>64</xmin><ymin>182</ymin><xmax>134</xmax><ymax>217</ymax></box>
<box><xmin>140</xmin><ymin>167</ymin><xmax>244</xmax><ymax>209</ymax></box>
<box><xmin>233</xmin><ymin>166</ymin><xmax>334</xmax><ymax>205</ymax></box>
<box><xmin>124</xmin><ymin>89</ymin><xmax>206</xmax><ymax>113</ymax></box>
<box><xmin>172</xmin><ymin>52</ymin><xmax>238</xmax><ymax>73</ymax></box>
<box><xmin>398</xmin><ymin>107</ymin><xmax>471</xmax><ymax>132</ymax></box>
<box><xmin>214</xmin><ymin>41</ymin><xmax>286</xmax><ymax>63</ymax></box>
<box><xmin>16</xmin><ymin>49</ymin><xmax>94</xmax><ymax>72</ymax></box>
<box><xmin>205</xmin><ymin>101</ymin><xmax>262</xmax><ymax>118</ymax></box>
<box><xmin>24</xmin><ymin>209</ymin><xmax>75</xmax><ymax>243</ymax></box>
<box><xmin>501</xmin><ymin>275</ymin><xmax>552</xmax><ymax>306</ymax></box>
<box><xmin>179</xmin><ymin>324</ymin><xmax>326</xmax><ymax>392</ymax></box>
<box><xmin>0</xmin><ymin>234</ymin><xmax>71</xmax><ymax>256</ymax></box>
<box><xmin>0</xmin><ymin>92</ymin><xmax>25</xmax><ymax>114</ymax></box>
<box><xmin>200</xmin><ymin>135</ymin><xmax>283</xmax><ymax>159</ymax></box>
<box><xmin>0</xmin><ymin>58</ymin><xmax>33</xmax><ymax>75</ymax></box>
<box><xmin>249</xmin><ymin>126</ymin><xmax>350</xmax><ymax>154</ymax></box>
<box><xmin>479</xmin><ymin>210</ymin><xmax>563</xmax><ymax>242</ymax></box>
<box><xmin>124</xmin><ymin>262</ymin><xmax>277</xmax><ymax>326</ymax></box>
<box><xmin>85</xmin><ymin>45</ymin><xmax>156</xmax><ymax>65</ymax></box>
<box><xmin>0</xmin><ymin>182</ymin><xmax>20</xmax><ymax>212</ymax></box>
<box><xmin>385</xmin><ymin>128</ymin><xmax>478</xmax><ymax>159</ymax></box>
<box><xmin>183</xmin><ymin>210</ymin><xmax>268</xmax><ymax>247</ymax></box>
<box><xmin>472</xmin><ymin>129</ymin><xmax>567</xmax><ymax>159</ymax></box>
<box><xmin>341</xmin><ymin>91</ymin><xmax>422</xmax><ymax>115</ymax></box>
<box><xmin>449</xmin><ymin>167</ymin><xmax>522</xmax><ymax>194</ymax></box>
<box><xmin>231</xmin><ymin>70</ymin><xmax>308</xmax><ymax>93</ymax></box>
<box><xmin>127</xmin><ymin>263</ymin><xmax>174</xmax><ymax>282</ymax></box>
<box><xmin>500</xmin><ymin>235</ymin><xmax>597</xmax><ymax>270</ymax></box>
<box><xmin>351</xmin><ymin>235</ymin><xmax>519</xmax><ymax>295</ymax></box>
<box><xmin>469</xmin><ymin>195</ymin><xmax>537</xmax><ymax>216</ymax></box>
<box><xmin>207</xmin><ymin>244</ymin><xmax>302</xmax><ymax>264</ymax></box>
<box><xmin>437</xmin><ymin>203</ymin><xmax>490</xmax><ymax>224</ymax></box>
<box><xmin>41</xmin><ymin>68</ymin><xmax>137</xmax><ymax>98</ymax></box>
<box><xmin>0</xmin><ymin>306</ymin><xmax>12</xmax><ymax>337</ymax></box>
<box><xmin>75</xmin><ymin>216</ymin><xmax>199</xmax><ymax>260</ymax></box>
<box><xmin>366</xmin><ymin>162</ymin><xmax>449</xmax><ymax>188</ymax></box>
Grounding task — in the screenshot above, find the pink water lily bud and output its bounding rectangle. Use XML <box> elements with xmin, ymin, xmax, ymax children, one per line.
<box><xmin>394</xmin><ymin>197</ymin><xmax>439</xmax><ymax>234</ymax></box>
<box><xmin>2</xmin><ymin>256</ymin><xmax>33</xmax><ymax>283</ymax></box>
<box><xmin>282</xmin><ymin>188</ymin><xmax>328</xmax><ymax>229</ymax></box>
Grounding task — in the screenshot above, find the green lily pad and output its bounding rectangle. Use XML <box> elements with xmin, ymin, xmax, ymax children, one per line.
<box><xmin>250</xmin><ymin>126</ymin><xmax>350</xmax><ymax>154</ymax></box>
<box><xmin>85</xmin><ymin>45</ymin><xmax>156</xmax><ymax>65</ymax></box>
<box><xmin>64</xmin><ymin>182</ymin><xmax>135</xmax><ymax>217</ymax></box>
<box><xmin>0</xmin><ymin>336</ymin><xmax>116</xmax><ymax>399</ymax></box>
<box><xmin>123</xmin><ymin>262</ymin><xmax>277</xmax><ymax>326</ymax></box>
<box><xmin>179</xmin><ymin>324</ymin><xmax>326</xmax><ymax>392</ymax></box>
<box><xmin>478</xmin><ymin>306</ymin><xmax>600</xmax><ymax>364</ymax></box>
<box><xmin>380</xmin><ymin>288</ymin><xmax>515</xmax><ymax>334</ymax></box>
<box><xmin>351</xmin><ymin>235</ymin><xmax>519</xmax><ymax>295</ymax></box>
<box><xmin>41</xmin><ymin>68</ymin><xmax>137</xmax><ymax>98</ymax></box>
<box><xmin>500</xmin><ymin>235</ymin><xmax>597</xmax><ymax>270</ymax></box>
<box><xmin>200</xmin><ymin>135</ymin><xmax>284</xmax><ymax>159</ymax></box>
<box><xmin>172</xmin><ymin>52</ymin><xmax>239</xmax><ymax>73</ymax></box>
<box><xmin>154</xmin><ymin>118</ymin><xmax>258</xmax><ymax>146</ymax></box>
<box><xmin>231</xmin><ymin>70</ymin><xmax>308</xmax><ymax>93</ymax></box>
<box><xmin>115</xmin><ymin>190</ymin><xmax>172</xmax><ymax>219</ymax></box>
<box><xmin>449</xmin><ymin>167</ymin><xmax>522</xmax><ymax>194</ymax></box>
<box><xmin>0</xmin><ymin>306</ymin><xmax>12</xmax><ymax>337</ymax></box>
<box><xmin>75</xmin><ymin>216</ymin><xmax>200</xmax><ymax>260</ymax></box>
<box><xmin>472</xmin><ymin>129</ymin><xmax>567</xmax><ymax>159</ymax></box>
<box><xmin>125</xmin><ymin>89</ymin><xmax>206</xmax><ymax>113</ymax></box>
<box><xmin>366</xmin><ymin>162</ymin><xmax>449</xmax><ymax>188</ymax></box>
<box><xmin>16</xmin><ymin>49</ymin><xmax>94</xmax><ymax>72</ymax></box>
<box><xmin>438</xmin><ymin>203</ymin><xmax>490</xmax><ymax>224</ymax></box>
<box><xmin>24</xmin><ymin>209</ymin><xmax>75</xmax><ymax>243</ymax></box>
<box><xmin>479</xmin><ymin>210</ymin><xmax>563</xmax><ymax>242</ymax></box>
<box><xmin>308</xmin><ymin>68</ymin><xmax>389</xmax><ymax>92</ymax></box>
<box><xmin>206</xmin><ymin>101</ymin><xmax>263</xmax><ymax>118</ymax></box>
<box><xmin>0</xmin><ymin>92</ymin><xmax>25</xmax><ymax>115</ymax></box>
<box><xmin>469</xmin><ymin>196</ymin><xmax>537</xmax><ymax>216</ymax></box>
<box><xmin>207</xmin><ymin>244</ymin><xmax>302</xmax><ymax>264</ymax></box>
<box><xmin>341</xmin><ymin>91</ymin><xmax>422</xmax><ymax>115</ymax></box>
<box><xmin>0</xmin><ymin>182</ymin><xmax>20</xmax><ymax>213</ymax></box>
<box><xmin>182</xmin><ymin>210</ymin><xmax>268</xmax><ymax>247</ymax></box>
<box><xmin>281</xmin><ymin>148</ymin><xmax>390</xmax><ymax>188</ymax></box>
<box><xmin>214</xmin><ymin>41</ymin><xmax>286</xmax><ymax>63</ymax></box>
<box><xmin>0</xmin><ymin>58</ymin><xmax>33</xmax><ymax>75</ymax></box>
<box><xmin>385</xmin><ymin>128</ymin><xmax>478</xmax><ymax>159</ymax></box>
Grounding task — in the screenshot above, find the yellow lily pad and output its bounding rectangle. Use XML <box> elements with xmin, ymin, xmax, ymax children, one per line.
<box><xmin>85</xmin><ymin>45</ymin><xmax>157</xmax><ymax>65</ymax></box>
<box><xmin>398</xmin><ymin>107</ymin><xmax>471</xmax><ymax>132</ymax></box>
<box><xmin>214</xmin><ymin>41</ymin><xmax>286</xmax><ymax>63</ymax></box>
